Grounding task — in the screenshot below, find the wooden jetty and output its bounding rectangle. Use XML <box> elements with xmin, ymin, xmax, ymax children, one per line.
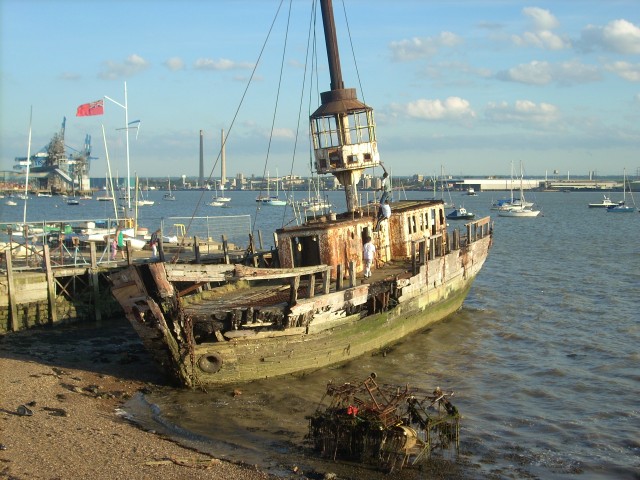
<box><xmin>0</xmin><ymin>235</ymin><xmax>260</xmax><ymax>334</ymax></box>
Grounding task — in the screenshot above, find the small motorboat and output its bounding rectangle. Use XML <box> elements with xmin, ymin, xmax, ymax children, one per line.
<box><xmin>588</xmin><ymin>195</ymin><xmax>616</xmax><ymax>208</ymax></box>
<box><xmin>447</xmin><ymin>206</ymin><xmax>475</xmax><ymax>220</ymax></box>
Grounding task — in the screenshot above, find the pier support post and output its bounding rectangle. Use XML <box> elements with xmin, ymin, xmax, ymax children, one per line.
<box><xmin>5</xmin><ymin>252</ymin><xmax>19</xmax><ymax>332</ymax></box>
<box><xmin>193</xmin><ymin>236</ymin><xmax>201</xmax><ymax>263</ymax></box>
<box><xmin>336</xmin><ymin>264</ymin><xmax>343</xmax><ymax>291</ymax></box>
<box><xmin>222</xmin><ymin>235</ymin><xmax>229</xmax><ymax>264</ymax></box>
<box><xmin>89</xmin><ymin>242</ymin><xmax>101</xmax><ymax>325</ymax></box>
<box><xmin>43</xmin><ymin>245</ymin><xmax>58</xmax><ymax>325</ymax></box>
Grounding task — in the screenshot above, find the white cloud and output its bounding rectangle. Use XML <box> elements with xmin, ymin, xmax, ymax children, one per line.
<box><xmin>270</xmin><ymin>128</ymin><xmax>294</xmax><ymax>139</ymax></box>
<box><xmin>578</xmin><ymin>19</ymin><xmax>640</xmax><ymax>54</ymax></box>
<box><xmin>485</xmin><ymin>100</ymin><xmax>560</xmax><ymax>126</ymax></box>
<box><xmin>193</xmin><ymin>58</ymin><xmax>254</xmax><ymax>71</ymax></box>
<box><xmin>99</xmin><ymin>54</ymin><xmax>150</xmax><ymax>80</ymax></box>
<box><xmin>604</xmin><ymin>61</ymin><xmax>640</xmax><ymax>82</ymax></box>
<box><xmin>512</xmin><ymin>7</ymin><xmax>569</xmax><ymax>50</ymax></box>
<box><xmin>402</xmin><ymin>97</ymin><xmax>476</xmax><ymax>121</ymax></box>
<box><xmin>390</xmin><ymin>32</ymin><xmax>463</xmax><ymax>61</ymax></box>
<box><xmin>523</xmin><ymin>7</ymin><xmax>559</xmax><ymax>31</ymax></box>
<box><xmin>164</xmin><ymin>57</ymin><xmax>185</xmax><ymax>71</ymax></box>
<box><xmin>497</xmin><ymin>60</ymin><xmax>600</xmax><ymax>86</ymax></box>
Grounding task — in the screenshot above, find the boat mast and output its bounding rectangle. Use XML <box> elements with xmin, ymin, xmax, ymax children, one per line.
<box><xmin>311</xmin><ymin>0</ymin><xmax>381</xmax><ymax>213</ymax></box>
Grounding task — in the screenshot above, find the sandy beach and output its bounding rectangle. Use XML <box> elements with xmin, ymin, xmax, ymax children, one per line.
<box><xmin>0</xmin><ymin>318</ymin><xmax>280</xmax><ymax>480</ymax></box>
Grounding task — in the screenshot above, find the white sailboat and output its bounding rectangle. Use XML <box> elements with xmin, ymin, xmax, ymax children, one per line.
<box><xmin>210</xmin><ymin>129</ymin><xmax>231</xmax><ymax>203</ymax></box>
<box><xmin>498</xmin><ymin>162</ymin><xmax>541</xmax><ymax>217</ymax></box>
<box><xmin>136</xmin><ymin>181</ymin><xmax>155</xmax><ymax>206</ymax></box>
<box><xmin>163</xmin><ymin>177</ymin><xmax>176</xmax><ymax>201</ymax></box>
<box><xmin>607</xmin><ymin>169</ymin><xmax>636</xmax><ymax>213</ymax></box>
<box><xmin>97</xmin><ymin>172</ymin><xmax>114</xmax><ymax>201</ymax></box>
<box><xmin>263</xmin><ymin>170</ymin><xmax>287</xmax><ymax>206</ymax></box>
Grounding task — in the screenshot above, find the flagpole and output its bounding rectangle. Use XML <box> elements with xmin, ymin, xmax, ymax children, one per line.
<box><xmin>124</xmin><ymin>82</ymin><xmax>131</xmax><ymax>211</ymax></box>
<box><xmin>104</xmin><ymin>81</ymin><xmax>131</xmax><ymax>211</ymax></box>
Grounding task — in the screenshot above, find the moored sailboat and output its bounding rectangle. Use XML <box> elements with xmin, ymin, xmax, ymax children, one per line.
<box><xmin>607</xmin><ymin>169</ymin><xmax>636</xmax><ymax>213</ymax></box>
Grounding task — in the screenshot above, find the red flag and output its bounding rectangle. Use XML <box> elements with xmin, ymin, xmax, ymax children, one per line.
<box><xmin>76</xmin><ymin>100</ymin><xmax>104</xmax><ymax>117</ymax></box>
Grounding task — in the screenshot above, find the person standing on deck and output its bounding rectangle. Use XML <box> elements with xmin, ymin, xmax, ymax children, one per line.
<box><xmin>378</xmin><ymin>163</ymin><xmax>392</xmax><ymax>205</ymax></box>
<box><xmin>374</xmin><ymin>199</ymin><xmax>391</xmax><ymax>232</ymax></box>
<box><xmin>363</xmin><ymin>236</ymin><xmax>376</xmax><ymax>278</ymax></box>
<box><xmin>150</xmin><ymin>229</ymin><xmax>160</xmax><ymax>258</ymax></box>
<box><xmin>117</xmin><ymin>228</ymin><xmax>126</xmax><ymax>259</ymax></box>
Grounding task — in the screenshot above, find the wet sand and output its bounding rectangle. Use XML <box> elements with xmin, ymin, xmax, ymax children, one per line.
<box><xmin>0</xmin><ymin>318</ymin><xmax>279</xmax><ymax>480</ymax></box>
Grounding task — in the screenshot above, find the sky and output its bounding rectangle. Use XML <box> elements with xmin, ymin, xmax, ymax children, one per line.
<box><xmin>1</xmin><ymin>0</ymin><xmax>639</xmax><ymax>181</ymax></box>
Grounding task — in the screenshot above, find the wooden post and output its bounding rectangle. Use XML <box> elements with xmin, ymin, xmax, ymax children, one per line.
<box><xmin>308</xmin><ymin>274</ymin><xmax>316</xmax><ymax>298</ymax></box>
<box><xmin>89</xmin><ymin>242</ymin><xmax>101</xmax><ymax>325</ymax></box>
<box><xmin>89</xmin><ymin>242</ymin><xmax>97</xmax><ymax>269</ymax></box>
<box><xmin>258</xmin><ymin>230</ymin><xmax>264</xmax><ymax>250</ymax></box>
<box><xmin>43</xmin><ymin>245</ymin><xmax>58</xmax><ymax>325</ymax></box>
<box><xmin>5</xmin><ymin>252</ymin><xmax>19</xmax><ymax>332</ymax></box>
<box><xmin>126</xmin><ymin>242</ymin><xmax>133</xmax><ymax>265</ymax></box>
<box><xmin>411</xmin><ymin>241</ymin><xmax>417</xmax><ymax>275</ymax></box>
<box><xmin>348</xmin><ymin>260</ymin><xmax>356</xmax><ymax>287</ymax></box>
<box><xmin>323</xmin><ymin>266</ymin><xmax>331</xmax><ymax>294</ymax></box>
<box><xmin>221</xmin><ymin>235</ymin><xmax>229</xmax><ymax>264</ymax></box>
<box><xmin>289</xmin><ymin>275</ymin><xmax>300</xmax><ymax>306</ymax></box>
<box><xmin>193</xmin><ymin>236</ymin><xmax>201</xmax><ymax>263</ymax></box>
<box><xmin>336</xmin><ymin>264</ymin><xmax>343</xmax><ymax>291</ymax></box>
<box><xmin>419</xmin><ymin>239</ymin><xmax>426</xmax><ymax>265</ymax></box>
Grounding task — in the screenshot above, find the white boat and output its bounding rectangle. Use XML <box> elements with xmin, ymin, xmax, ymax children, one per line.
<box><xmin>498</xmin><ymin>162</ymin><xmax>541</xmax><ymax>217</ymax></box>
<box><xmin>428</xmin><ymin>166</ymin><xmax>454</xmax><ymax>208</ymax></box>
<box><xmin>262</xmin><ymin>170</ymin><xmax>286</xmax><ymax>206</ymax></box>
<box><xmin>5</xmin><ymin>200</ymin><xmax>17</xmax><ymax>206</ymax></box>
<box><xmin>607</xmin><ymin>169</ymin><xmax>636</xmax><ymax>213</ymax></box>
<box><xmin>466</xmin><ymin>187</ymin><xmax>477</xmax><ymax>196</ymax></box>
<box><xmin>588</xmin><ymin>194</ymin><xmax>616</xmax><ymax>208</ymax></box>
<box><xmin>163</xmin><ymin>177</ymin><xmax>176</xmax><ymax>201</ymax></box>
<box><xmin>136</xmin><ymin>179</ymin><xmax>155</xmax><ymax>206</ymax></box>
<box><xmin>447</xmin><ymin>206</ymin><xmax>475</xmax><ymax>220</ymax></box>
<box><xmin>208</xmin><ymin>200</ymin><xmax>224</xmax><ymax>207</ymax></box>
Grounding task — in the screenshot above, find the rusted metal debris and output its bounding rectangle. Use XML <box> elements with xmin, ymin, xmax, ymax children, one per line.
<box><xmin>306</xmin><ymin>373</ymin><xmax>460</xmax><ymax>473</ymax></box>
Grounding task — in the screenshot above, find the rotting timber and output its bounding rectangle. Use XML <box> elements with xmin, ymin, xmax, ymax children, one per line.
<box><xmin>306</xmin><ymin>374</ymin><xmax>460</xmax><ymax>473</ymax></box>
<box><xmin>108</xmin><ymin>0</ymin><xmax>493</xmax><ymax>387</ymax></box>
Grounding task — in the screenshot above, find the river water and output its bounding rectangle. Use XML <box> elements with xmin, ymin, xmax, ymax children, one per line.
<box><xmin>3</xmin><ymin>189</ymin><xmax>639</xmax><ymax>478</ymax></box>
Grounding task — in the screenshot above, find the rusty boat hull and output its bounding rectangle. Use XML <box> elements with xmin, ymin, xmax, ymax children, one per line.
<box><xmin>109</xmin><ymin>203</ymin><xmax>492</xmax><ymax>387</ymax></box>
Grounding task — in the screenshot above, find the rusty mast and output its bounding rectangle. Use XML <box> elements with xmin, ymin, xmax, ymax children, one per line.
<box><xmin>310</xmin><ymin>0</ymin><xmax>381</xmax><ymax>213</ymax></box>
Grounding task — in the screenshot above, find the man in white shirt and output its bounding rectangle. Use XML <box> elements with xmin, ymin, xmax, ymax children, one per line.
<box><xmin>362</xmin><ymin>236</ymin><xmax>376</xmax><ymax>278</ymax></box>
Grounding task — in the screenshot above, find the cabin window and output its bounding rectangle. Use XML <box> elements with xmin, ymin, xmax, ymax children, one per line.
<box><xmin>430</xmin><ymin>209</ymin><xmax>437</xmax><ymax>235</ymax></box>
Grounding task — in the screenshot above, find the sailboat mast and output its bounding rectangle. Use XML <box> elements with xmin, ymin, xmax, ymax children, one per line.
<box><xmin>23</xmin><ymin>107</ymin><xmax>33</xmax><ymax>225</ymax></box>
<box><xmin>221</xmin><ymin>129</ymin><xmax>226</xmax><ymax>190</ymax></box>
